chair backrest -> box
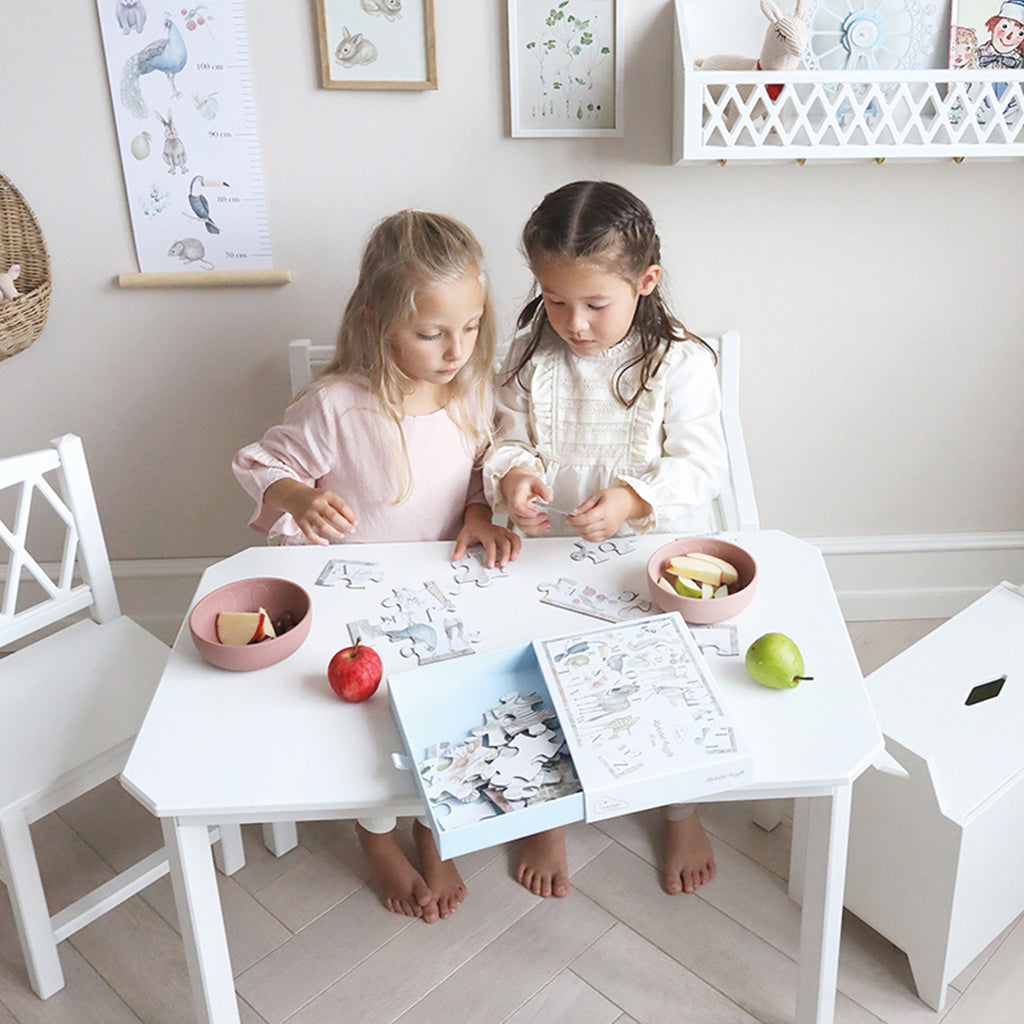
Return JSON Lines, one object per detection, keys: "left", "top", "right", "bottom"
{"left": 706, "top": 330, "right": 760, "bottom": 533}
{"left": 289, "top": 338, "right": 334, "bottom": 398}
{"left": 0, "top": 434, "right": 120, "bottom": 647}
{"left": 285, "top": 332, "right": 759, "bottom": 531}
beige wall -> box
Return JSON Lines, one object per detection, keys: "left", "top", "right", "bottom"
{"left": 2, "top": 3, "right": 1021, "bottom": 601}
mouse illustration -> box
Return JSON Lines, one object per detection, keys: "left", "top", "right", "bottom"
{"left": 168, "top": 237, "right": 214, "bottom": 269}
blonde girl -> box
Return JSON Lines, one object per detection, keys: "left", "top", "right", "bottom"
{"left": 484, "top": 180, "right": 727, "bottom": 899}
{"left": 234, "top": 210, "right": 520, "bottom": 922}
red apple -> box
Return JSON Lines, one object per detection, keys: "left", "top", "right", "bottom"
{"left": 327, "top": 639, "right": 383, "bottom": 702}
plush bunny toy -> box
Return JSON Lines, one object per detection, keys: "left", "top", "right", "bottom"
{"left": 696, "top": 0, "right": 811, "bottom": 122}
{"left": 0, "top": 264, "right": 20, "bottom": 305}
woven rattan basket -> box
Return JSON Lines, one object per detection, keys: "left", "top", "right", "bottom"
{"left": 0, "top": 172, "right": 51, "bottom": 361}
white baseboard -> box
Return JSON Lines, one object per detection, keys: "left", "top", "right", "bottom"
{"left": 107, "top": 532, "right": 1024, "bottom": 636}
{"left": 807, "top": 532, "right": 1024, "bottom": 621}
{"left": 111, "top": 558, "right": 216, "bottom": 646}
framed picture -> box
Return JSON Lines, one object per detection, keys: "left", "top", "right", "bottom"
{"left": 508, "top": 0, "right": 623, "bottom": 137}
{"left": 316, "top": 0, "right": 437, "bottom": 90}
{"left": 949, "top": 0, "right": 1024, "bottom": 69}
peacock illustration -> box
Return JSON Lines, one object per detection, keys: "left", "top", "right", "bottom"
{"left": 120, "top": 15, "right": 187, "bottom": 119}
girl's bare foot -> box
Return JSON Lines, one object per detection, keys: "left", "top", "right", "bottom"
{"left": 663, "top": 811, "right": 716, "bottom": 895}
{"left": 413, "top": 820, "right": 467, "bottom": 918}
{"left": 516, "top": 827, "right": 570, "bottom": 897}
{"left": 355, "top": 823, "right": 439, "bottom": 922}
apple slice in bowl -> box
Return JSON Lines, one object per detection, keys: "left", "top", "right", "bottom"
{"left": 190, "top": 578, "right": 311, "bottom": 670}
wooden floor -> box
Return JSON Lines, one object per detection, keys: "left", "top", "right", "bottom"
{"left": 4, "top": 618, "right": 1024, "bottom": 1024}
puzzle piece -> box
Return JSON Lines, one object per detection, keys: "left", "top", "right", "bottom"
{"left": 315, "top": 558, "right": 385, "bottom": 589}
{"left": 538, "top": 578, "right": 652, "bottom": 622}
{"left": 688, "top": 623, "right": 740, "bottom": 656}
{"left": 433, "top": 794, "right": 498, "bottom": 830}
{"left": 598, "top": 536, "right": 637, "bottom": 557}
{"left": 419, "top": 739, "right": 498, "bottom": 803}
{"left": 569, "top": 536, "right": 637, "bottom": 563}
{"left": 570, "top": 540, "right": 611, "bottom": 564}
{"left": 491, "top": 691, "right": 557, "bottom": 737}
{"left": 484, "top": 730, "right": 564, "bottom": 795}
{"left": 350, "top": 580, "right": 480, "bottom": 665}
{"left": 418, "top": 690, "right": 581, "bottom": 827}
{"left": 451, "top": 548, "right": 509, "bottom": 588}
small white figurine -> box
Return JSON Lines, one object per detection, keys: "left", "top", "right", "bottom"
{"left": 696, "top": 0, "right": 811, "bottom": 123}
{"left": 0, "top": 264, "right": 21, "bottom": 305}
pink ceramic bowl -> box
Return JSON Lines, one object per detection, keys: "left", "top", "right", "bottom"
{"left": 189, "top": 577, "right": 312, "bottom": 671}
{"left": 646, "top": 538, "right": 758, "bottom": 624}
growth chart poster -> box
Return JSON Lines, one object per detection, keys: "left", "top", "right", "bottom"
{"left": 95, "top": 1, "right": 275, "bottom": 274}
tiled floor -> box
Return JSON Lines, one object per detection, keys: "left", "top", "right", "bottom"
{"left": 4, "top": 618, "right": 1024, "bottom": 1024}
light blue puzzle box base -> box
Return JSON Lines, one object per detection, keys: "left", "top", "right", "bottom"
{"left": 388, "top": 643, "right": 586, "bottom": 861}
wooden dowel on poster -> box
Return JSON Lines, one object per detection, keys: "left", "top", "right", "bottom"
{"left": 117, "top": 269, "right": 293, "bottom": 289}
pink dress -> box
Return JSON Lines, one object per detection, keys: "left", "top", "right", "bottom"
{"left": 232, "top": 376, "right": 487, "bottom": 545}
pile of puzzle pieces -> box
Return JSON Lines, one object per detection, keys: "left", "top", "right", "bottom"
{"left": 417, "top": 691, "right": 581, "bottom": 831}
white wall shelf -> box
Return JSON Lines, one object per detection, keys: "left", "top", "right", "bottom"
{"left": 673, "top": 0, "right": 1024, "bottom": 163}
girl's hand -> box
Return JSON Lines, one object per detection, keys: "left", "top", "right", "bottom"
{"left": 568, "top": 486, "right": 651, "bottom": 543}
{"left": 500, "top": 467, "right": 553, "bottom": 536}
{"left": 453, "top": 503, "right": 522, "bottom": 567}
{"left": 264, "top": 479, "right": 358, "bottom": 546}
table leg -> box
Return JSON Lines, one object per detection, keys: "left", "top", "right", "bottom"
{"left": 162, "top": 818, "right": 240, "bottom": 1024}
{"left": 262, "top": 820, "right": 298, "bottom": 856}
{"left": 794, "top": 786, "right": 852, "bottom": 1024}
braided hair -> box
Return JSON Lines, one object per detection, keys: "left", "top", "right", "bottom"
{"left": 510, "top": 181, "right": 712, "bottom": 408}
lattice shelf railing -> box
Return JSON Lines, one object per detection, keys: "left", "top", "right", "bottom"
{"left": 679, "top": 68, "right": 1024, "bottom": 161}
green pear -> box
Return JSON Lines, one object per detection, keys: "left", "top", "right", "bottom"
{"left": 744, "top": 633, "right": 814, "bottom": 689}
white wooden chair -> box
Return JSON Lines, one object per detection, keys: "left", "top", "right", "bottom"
{"left": 288, "top": 332, "right": 761, "bottom": 533}
{"left": 0, "top": 434, "right": 243, "bottom": 998}
{"left": 704, "top": 329, "right": 759, "bottom": 532}
{"left": 288, "top": 337, "right": 333, "bottom": 398}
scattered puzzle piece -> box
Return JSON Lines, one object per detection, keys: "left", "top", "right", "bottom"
{"left": 688, "top": 623, "right": 740, "bottom": 656}
{"left": 569, "top": 536, "right": 637, "bottom": 563}
{"left": 316, "top": 558, "right": 385, "bottom": 589}
{"left": 538, "top": 578, "right": 652, "bottom": 622}
{"left": 349, "top": 580, "right": 480, "bottom": 665}
{"left": 451, "top": 548, "right": 509, "bottom": 588}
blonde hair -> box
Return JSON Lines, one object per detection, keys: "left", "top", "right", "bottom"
{"left": 323, "top": 209, "right": 497, "bottom": 501}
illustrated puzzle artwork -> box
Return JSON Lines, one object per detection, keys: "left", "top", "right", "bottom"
{"left": 535, "top": 614, "right": 752, "bottom": 818}
{"left": 537, "top": 578, "right": 652, "bottom": 622}
{"left": 417, "top": 690, "right": 581, "bottom": 831}
{"left": 348, "top": 580, "right": 479, "bottom": 665}
{"left": 316, "top": 558, "right": 385, "bottom": 589}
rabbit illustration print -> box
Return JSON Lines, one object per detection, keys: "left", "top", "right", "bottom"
{"left": 155, "top": 109, "right": 188, "bottom": 174}
{"left": 336, "top": 26, "right": 378, "bottom": 67}
{"left": 360, "top": 0, "right": 402, "bottom": 20}
{"left": 116, "top": 0, "right": 147, "bottom": 34}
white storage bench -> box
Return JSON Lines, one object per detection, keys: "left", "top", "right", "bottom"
{"left": 844, "top": 581, "right": 1024, "bottom": 1010}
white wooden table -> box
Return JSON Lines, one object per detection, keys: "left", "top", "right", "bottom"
{"left": 122, "top": 530, "right": 882, "bottom": 1024}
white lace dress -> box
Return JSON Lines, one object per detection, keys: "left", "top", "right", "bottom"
{"left": 483, "top": 325, "right": 727, "bottom": 536}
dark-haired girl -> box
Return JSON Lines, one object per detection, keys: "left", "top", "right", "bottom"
{"left": 484, "top": 181, "right": 727, "bottom": 899}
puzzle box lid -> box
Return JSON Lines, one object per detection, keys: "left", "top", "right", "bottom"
{"left": 532, "top": 612, "right": 754, "bottom": 821}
